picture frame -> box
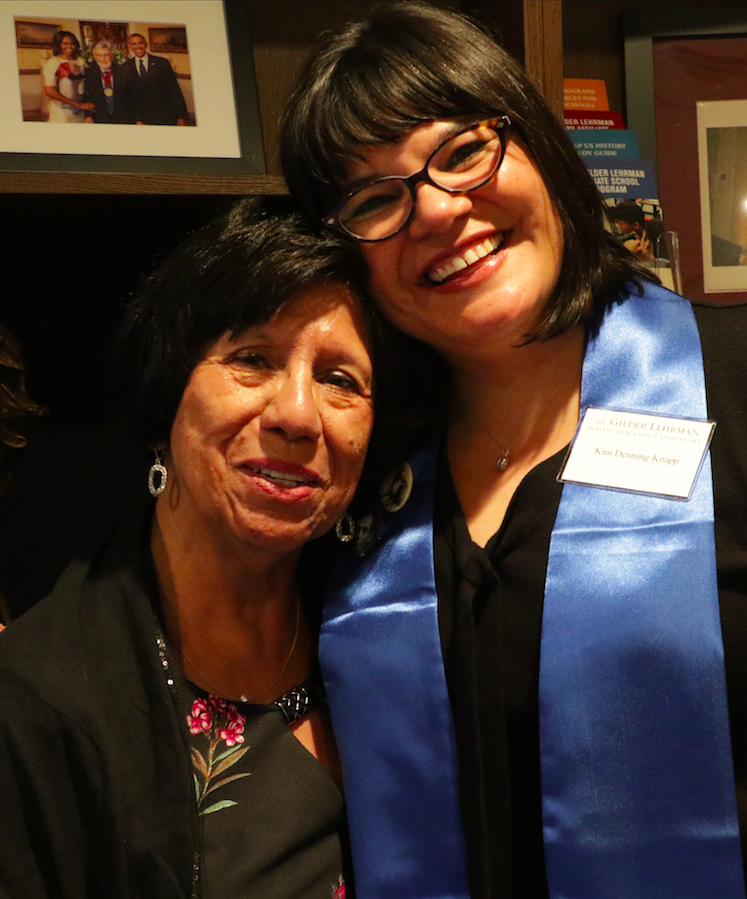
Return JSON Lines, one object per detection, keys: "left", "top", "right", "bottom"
{"left": 696, "top": 99, "right": 747, "bottom": 293}
{"left": 0, "top": 0, "right": 265, "bottom": 176}
{"left": 15, "top": 19, "right": 60, "bottom": 49}
{"left": 79, "top": 20, "right": 129, "bottom": 49}
{"left": 149, "top": 26, "right": 187, "bottom": 54}
{"left": 624, "top": 6, "right": 747, "bottom": 301}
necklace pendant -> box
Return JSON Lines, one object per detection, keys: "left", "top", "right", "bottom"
{"left": 496, "top": 450, "right": 509, "bottom": 471}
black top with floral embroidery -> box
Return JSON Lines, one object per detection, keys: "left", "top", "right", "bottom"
{"left": 183, "top": 684, "right": 348, "bottom": 899}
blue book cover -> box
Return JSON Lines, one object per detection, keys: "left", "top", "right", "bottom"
{"left": 584, "top": 159, "right": 657, "bottom": 198}
{"left": 570, "top": 129, "right": 640, "bottom": 159}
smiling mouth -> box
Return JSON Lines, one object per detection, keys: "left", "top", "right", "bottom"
{"left": 426, "top": 234, "right": 506, "bottom": 285}
{"left": 248, "top": 466, "right": 317, "bottom": 489}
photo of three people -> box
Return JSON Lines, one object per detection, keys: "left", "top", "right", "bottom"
{"left": 16, "top": 18, "right": 194, "bottom": 126}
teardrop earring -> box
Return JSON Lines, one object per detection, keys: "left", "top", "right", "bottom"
{"left": 147, "top": 450, "right": 168, "bottom": 497}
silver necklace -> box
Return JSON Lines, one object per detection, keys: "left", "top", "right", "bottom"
{"left": 174, "top": 596, "right": 302, "bottom": 703}
{"left": 472, "top": 380, "right": 566, "bottom": 471}
{"left": 473, "top": 415, "right": 519, "bottom": 470}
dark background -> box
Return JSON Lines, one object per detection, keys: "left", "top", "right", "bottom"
{"left": 0, "top": 194, "right": 239, "bottom": 618}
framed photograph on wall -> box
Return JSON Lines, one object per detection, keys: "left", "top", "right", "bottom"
{"left": 697, "top": 100, "right": 747, "bottom": 293}
{"left": 0, "top": 0, "right": 265, "bottom": 175}
{"left": 149, "top": 26, "right": 187, "bottom": 53}
{"left": 625, "top": 6, "right": 747, "bottom": 302}
{"left": 15, "top": 19, "right": 60, "bottom": 49}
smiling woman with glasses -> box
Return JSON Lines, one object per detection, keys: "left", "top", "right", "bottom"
{"left": 281, "top": 4, "right": 747, "bottom": 899}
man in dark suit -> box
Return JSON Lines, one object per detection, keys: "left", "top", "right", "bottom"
{"left": 122, "top": 33, "right": 188, "bottom": 126}
{"left": 82, "top": 41, "right": 134, "bottom": 124}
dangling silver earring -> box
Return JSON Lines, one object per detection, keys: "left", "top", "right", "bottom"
{"left": 148, "top": 450, "right": 168, "bottom": 497}
{"left": 335, "top": 511, "right": 355, "bottom": 543}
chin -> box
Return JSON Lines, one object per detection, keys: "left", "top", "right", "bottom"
{"left": 231, "top": 515, "right": 329, "bottom": 556}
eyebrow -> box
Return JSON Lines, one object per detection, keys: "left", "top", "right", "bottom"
{"left": 340, "top": 120, "right": 471, "bottom": 195}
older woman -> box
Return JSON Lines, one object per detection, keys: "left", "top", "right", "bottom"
{"left": 42, "top": 31, "right": 94, "bottom": 123}
{"left": 280, "top": 4, "right": 747, "bottom": 899}
{"left": 0, "top": 197, "right": 414, "bottom": 898}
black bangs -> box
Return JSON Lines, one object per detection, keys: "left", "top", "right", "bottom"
{"left": 280, "top": 4, "right": 506, "bottom": 217}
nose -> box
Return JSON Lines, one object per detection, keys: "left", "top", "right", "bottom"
{"left": 407, "top": 182, "right": 473, "bottom": 240}
{"left": 260, "top": 371, "right": 322, "bottom": 441}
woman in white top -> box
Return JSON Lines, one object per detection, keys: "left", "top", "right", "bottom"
{"left": 42, "top": 31, "right": 94, "bottom": 123}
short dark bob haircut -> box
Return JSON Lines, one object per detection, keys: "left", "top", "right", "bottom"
{"left": 116, "top": 196, "right": 429, "bottom": 497}
{"left": 52, "top": 30, "right": 81, "bottom": 58}
{"left": 280, "top": 1, "right": 658, "bottom": 341}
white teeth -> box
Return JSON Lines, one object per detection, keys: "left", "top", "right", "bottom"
{"left": 429, "top": 235, "right": 502, "bottom": 284}
{"left": 256, "top": 467, "right": 306, "bottom": 487}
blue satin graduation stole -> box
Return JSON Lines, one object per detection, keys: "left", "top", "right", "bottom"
{"left": 320, "top": 439, "right": 470, "bottom": 899}
{"left": 321, "top": 285, "right": 744, "bottom": 899}
{"left": 541, "top": 287, "right": 744, "bottom": 898}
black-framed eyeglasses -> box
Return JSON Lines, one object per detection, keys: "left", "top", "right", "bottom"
{"left": 323, "top": 115, "right": 512, "bottom": 243}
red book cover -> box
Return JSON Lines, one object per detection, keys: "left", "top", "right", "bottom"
{"left": 564, "top": 110, "right": 626, "bottom": 130}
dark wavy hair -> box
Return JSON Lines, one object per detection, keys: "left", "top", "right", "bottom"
{"left": 115, "top": 195, "right": 432, "bottom": 505}
{"left": 280, "top": 1, "right": 658, "bottom": 341}
{"left": 52, "top": 30, "right": 81, "bottom": 58}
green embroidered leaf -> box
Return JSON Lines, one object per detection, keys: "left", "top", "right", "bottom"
{"left": 202, "top": 771, "right": 252, "bottom": 799}
{"left": 193, "top": 773, "right": 201, "bottom": 802}
{"left": 200, "top": 799, "right": 237, "bottom": 815}
{"left": 213, "top": 744, "right": 248, "bottom": 765}
{"left": 190, "top": 746, "right": 209, "bottom": 780}
{"left": 211, "top": 746, "right": 250, "bottom": 779}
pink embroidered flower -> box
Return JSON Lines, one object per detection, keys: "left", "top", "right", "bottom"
{"left": 332, "top": 877, "right": 346, "bottom": 899}
{"left": 208, "top": 695, "right": 229, "bottom": 716}
{"left": 186, "top": 697, "right": 212, "bottom": 734}
{"left": 219, "top": 717, "right": 246, "bottom": 747}
{"left": 224, "top": 703, "right": 243, "bottom": 724}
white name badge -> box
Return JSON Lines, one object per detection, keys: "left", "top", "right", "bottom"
{"left": 558, "top": 407, "right": 716, "bottom": 500}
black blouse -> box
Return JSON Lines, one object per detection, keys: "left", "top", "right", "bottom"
{"left": 435, "top": 301, "right": 747, "bottom": 899}
{"left": 179, "top": 680, "right": 350, "bottom": 899}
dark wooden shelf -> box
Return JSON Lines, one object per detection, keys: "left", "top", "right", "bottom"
{"left": 0, "top": 171, "right": 286, "bottom": 194}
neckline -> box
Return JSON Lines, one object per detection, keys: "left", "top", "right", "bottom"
{"left": 441, "top": 437, "right": 569, "bottom": 555}
{"left": 184, "top": 673, "right": 323, "bottom": 726}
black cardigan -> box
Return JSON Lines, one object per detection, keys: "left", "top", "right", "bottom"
{"left": 0, "top": 511, "right": 196, "bottom": 898}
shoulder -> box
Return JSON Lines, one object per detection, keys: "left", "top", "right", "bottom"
{"left": 149, "top": 54, "right": 173, "bottom": 70}
{"left": 114, "top": 60, "right": 133, "bottom": 83}
{"left": 0, "top": 509, "right": 155, "bottom": 711}
{"left": 42, "top": 56, "right": 59, "bottom": 79}
{"left": 0, "top": 554, "right": 101, "bottom": 712}
{"left": 616, "top": 285, "right": 747, "bottom": 372}
{"left": 691, "top": 300, "right": 747, "bottom": 412}
{"left": 692, "top": 299, "right": 747, "bottom": 349}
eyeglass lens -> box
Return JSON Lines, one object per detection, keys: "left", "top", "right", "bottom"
{"left": 338, "top": 121, "right": 504, "bottom": 240}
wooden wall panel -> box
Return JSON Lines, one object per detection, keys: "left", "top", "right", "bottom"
{"left": 523, "top": 0, "right": 563, "bottom": 117}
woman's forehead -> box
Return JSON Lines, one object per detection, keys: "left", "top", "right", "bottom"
{"left": 343, "top": 119, "right": 468, "bottom": 185}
